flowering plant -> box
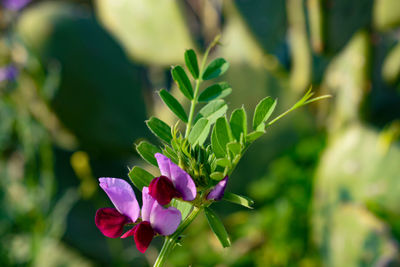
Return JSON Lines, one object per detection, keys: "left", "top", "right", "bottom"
{"left": 95, "top": 36, "right": 329, "bottom": 266}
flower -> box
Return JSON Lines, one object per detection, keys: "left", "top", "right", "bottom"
{"left": 1, "top": 0, "right": 31, "bottom": 11}
{"left": 0, "top": 65, "right": 18, "bottom": 82}
{"left": 149, "top": 153, "right": 196, "bottom": 205}
{"left": 207, "top": 176, "right": 228, "bottom": 201}
{"left": 95, "top": 178, "right": 181, "bottom": 253}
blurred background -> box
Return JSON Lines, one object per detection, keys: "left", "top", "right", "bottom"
{"left": 1, "top": 0, "right": 400, "bottom": 266}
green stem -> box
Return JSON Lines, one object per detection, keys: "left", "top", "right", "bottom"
{"left": 153, "top": 206, "right": 201, "bottom": 267}
{"left": 184, "top": 35, "right": 221, "bottom": 137}
{"left": 185, "top": 79, "right": 201, "bottom": 137}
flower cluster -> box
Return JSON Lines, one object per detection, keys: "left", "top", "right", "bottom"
{"left": 93, "top": 42, "right": 329, "bottom": 265}
{"left": 95, "top": 153, "right": 227, "bottom": 253}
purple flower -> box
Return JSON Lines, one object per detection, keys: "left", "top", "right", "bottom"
{"left": 148, "top": 153, "right": 196, "bottom": 205}
{"left": 2, "top": 0, "right": 31, "bottom": 11}
{"left": 0, "top": 65, "right": 18, "bottom": 82}
{"left": 207, "top": 176, "right": 228, "bottom": 201}
{"left": 95, "top": 178, "right": 181, "bottom": 253}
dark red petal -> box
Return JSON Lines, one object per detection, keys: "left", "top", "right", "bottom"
{"left": 134, "top": 221, "right": 155, "bottom": 253}
{"left": 121, "top": 226, "right": 136, "bottom": 238}
{"left": 95, "top": 207, "right": 129, "bottom": 238}
{"left": 148, "top": 176, "right": 182, "bottom": 205}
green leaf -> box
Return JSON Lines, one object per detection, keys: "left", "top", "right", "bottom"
{"left": 227, "top": 141, "right": 241, "bottom": 156}
{"left": 146, "top": 117, "right": 172, "bottom": 143}
{"left": 136, "top": 141, "right": 161, "bottom": 166}
{"left": 230, "top": 107, "right": 247, "bottom": 142}
{"left": 253, "top": 96, "right": 277, "bottom": 130}
{"left": 246, "top": 131, "right": 264, "bottom": 143}
{"left": 215, "top": 117, "right": 233, "bottom": 154}
{"left": 159, "top": 89, "right": 188, "bottom": 123}
{"left": 162, "top": 145, "right": 179, "bottom": 163}
{"left": 198, "top": 82, "right": 232, "bottom": 102}
{"left": 202, "top": 58, "right": 230, "bottom": 80}
{"left": 222, "top": 192, "right": 254, "bottom": 209}
{"left": 211, "top": 125, "right": 225, "bottom": 158}
{"left": 195, "top": 99, "right": 228, "bottom": 124}
{"left": 210, "top": 171, "right": 225, "bottom": 181}
{"left": 171, "top": 199, "right": 193, "bottom": 219}
{"left": 128, "top": 166, "right": 154, "bottom": 190}
{"left": 267, "top": 88, "right": 331, "bottom": 126}
{"left": 171, "top": 66, "right": 193, "bottom": 100}
{"left": 216, "top": 158, "right": 230, "bottom": 167}
{"left": 188, "top": 118, "right": 211, "bottom": 146}
{"left": 184, "top": 49, "right": 199, "bottom": 79}
{"left": 204, "top": 207, "right": 231, "bottom": 248}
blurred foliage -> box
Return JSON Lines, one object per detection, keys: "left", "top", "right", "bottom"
{"left": 16, "top": 2, "right": 148, "bottom": 157}
{"left": 1, "top": 0, "right": 400, "bottom": 266}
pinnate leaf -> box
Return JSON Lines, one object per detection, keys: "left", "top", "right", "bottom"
{"left": 184, "top": 49, "right": 199, "bottom": 79}
{"left": 171, "top": 66, "right": 193, "bottom": 100}
{"left": 136, "top": 141, "right": 161, "bottom": 166}
{"left": 202, "top": 58, "right": 229, "bottom": 80}
{"left": 128, "top": 166, "right": 154, "bottom": 190}
{"left": 188, "top": 118, "right": 211, "bottom": 146}
{"left": 198, "top": 82, "right": 232, "bottom": 102}
{"left": 159, "top": 89, "right": 188, "bottom": 123}
{"left": 195, "top": 99, "right": 228, "bottom": 124}
{"left": 253, "top": 96, "right": 277, "bottom": 131}
{"left": 230, "top": 107, "right": 247, "bottom": 142}
{"left": 223, "top": 192, "right": 254, "bottom": 209}
{"left": 211, "top": 125, "right": 225, "bottom": 158}
{"left": 204, "top": 207, "right": 231, "bottom": 247}
{"left": 146, "top": 117, "right": 172, "bottom": 143}
{"left": 215, "top": 117, "right": 233, "bottom": 154}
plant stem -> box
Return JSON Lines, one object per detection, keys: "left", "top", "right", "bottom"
{"left": 153, "top": 206, "right": 201, "bottom": 267}
{"left": 184, "top": 35, "right": 221, "bottom": 137}
{"left": 185, "top": 79, "right": 201, "bottom": 137}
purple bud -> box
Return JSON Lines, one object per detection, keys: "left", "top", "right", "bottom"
{"left": 207, "top": 176, "right": 228, "bottom": 201}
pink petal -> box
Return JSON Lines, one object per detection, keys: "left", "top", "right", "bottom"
{"left": 169, "top": 162, "right": 197, "bottom": 201}
{"left": 148, "top": 176, "right": 182, "bottom": 205}
{"left": 150, "top": 201, "right": 181, "bottom": 236}
{"left": 95, "top": 207, "right": 129, "bottom": 238}
{"left": 154, "top": 153, "right": 196, "bottom": 201}
{"left": 133, "top": 221, "right": 155, "bottom": 253}
{"left": 207, "top": 176, "right": 228, "bottom": 201}
{"left": 99, "top": 178, "right": 140, "bottom": 222}
{"left": 155, "top": 153, "right": 171, "bottom": 177}
{"left": 141, "top": 187, "right": 155, "bottom": 222}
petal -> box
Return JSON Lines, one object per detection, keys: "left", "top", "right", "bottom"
{"left": 99, "top": 178, "right": 140, "bottom": 222}
{"left": 150, "top": 201, "right": 181, "bottom": 236}
{"left": 133, "top": 221, "right": 155, "bottom": 253}
{"left": 155, "top": 153, "right": 196, "bottom": 201}
{"left": 169, "top": 162, "right": 197, "bottom": 201}
{"left": 121, "top": 226, "right": 136, "bottom": 239}
{"left": 141, "top": 187, "right": 155, "bottom": 222}
{"left": 207, "top": 176, "right": 228, "bottom": 201}
{"left": 95, "top": 207, "right": 129, "bottom": 238}
{"left": 148, "top": 176, "right": 182, "bottom": 205}
{"left": 155, "top": 153, "right": 171, "bottom": 178}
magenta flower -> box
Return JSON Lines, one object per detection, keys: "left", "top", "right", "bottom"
{"left": 149, "top": 153, "right": 196, "bottom": 205}
{"left": 95, "top": 178, "right": 181, "bottom": 253}
{"left": 207, "top": 176, "right": 228, "bottom": 201}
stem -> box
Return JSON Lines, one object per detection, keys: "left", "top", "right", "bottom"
{"left": 153, "top": 206, "right": 201, "bottom": 267}
{"left": 185, "top": 79, "right": 201, "bottom": 137}
{"left": 184, "top": 35, "right": 221, "bottom": 137}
